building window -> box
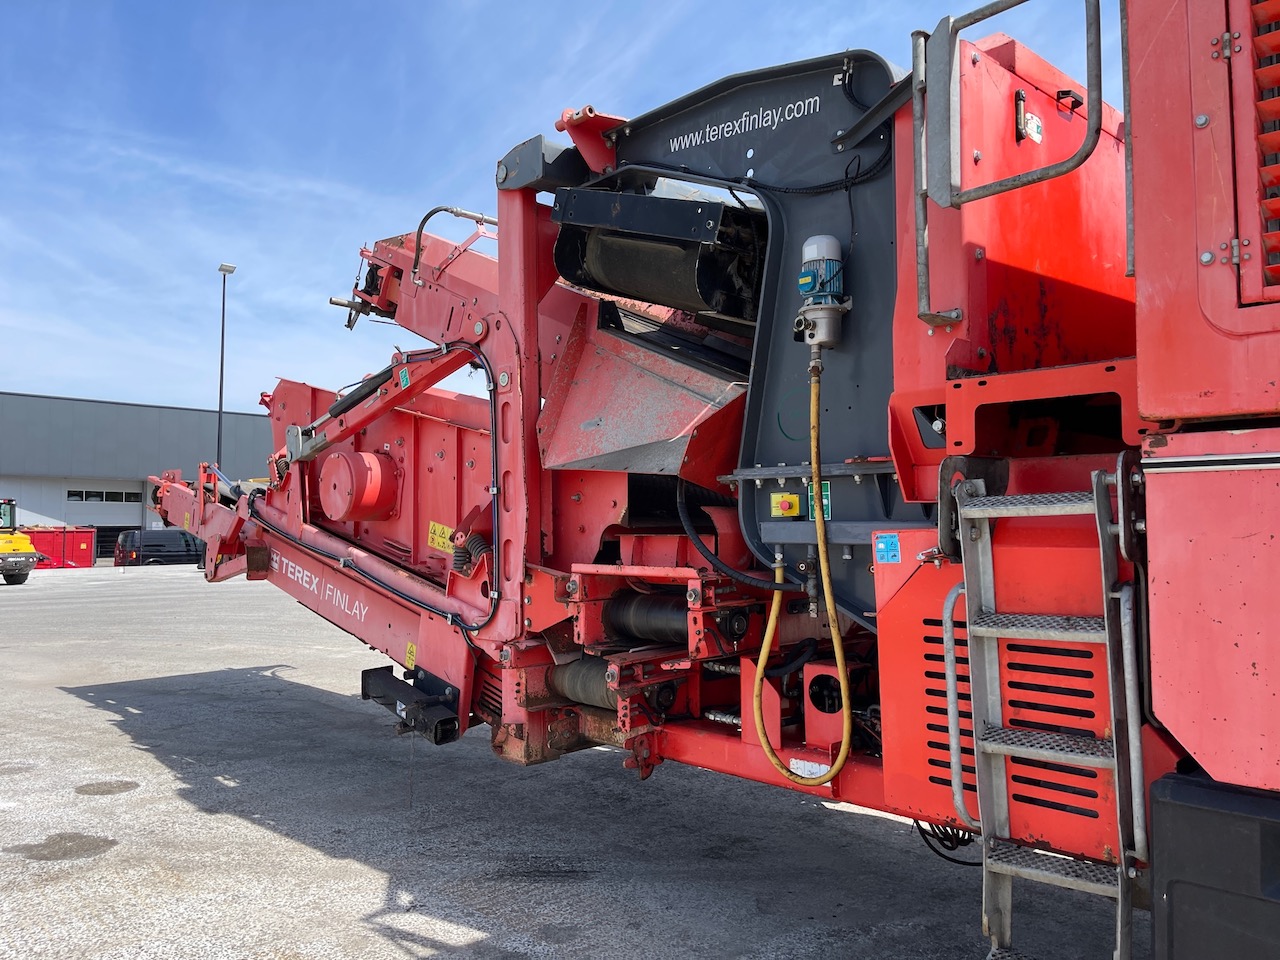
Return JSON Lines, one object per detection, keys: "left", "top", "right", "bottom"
{"left": 67, "top": 490, "right": 84, "bottom": 501}
{"left": 124, "top": 492, "right": 141, "bottom": 503}
{"left": 105, "top": 491, "right": 124, "bottom": 502}
{"left": 84, "top": 491, "right": 104, "bottom": 502}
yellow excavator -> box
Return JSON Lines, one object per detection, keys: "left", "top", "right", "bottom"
{"left": 0, "top": 498, "right": 40, "bottom": 585}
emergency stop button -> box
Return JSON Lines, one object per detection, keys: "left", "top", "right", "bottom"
{"left": 770, "top": 492, "right": 800, "bottom": 517}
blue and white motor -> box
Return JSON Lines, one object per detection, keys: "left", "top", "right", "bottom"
{"left": 794, "top": 234, "right": 850, "bottom": 349}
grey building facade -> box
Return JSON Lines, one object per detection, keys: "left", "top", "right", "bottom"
{"left": 0, "top": 392, "right": 272, "bottom": 555}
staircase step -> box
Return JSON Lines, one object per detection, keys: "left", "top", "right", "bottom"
{"left": 978, "top": 725, "right": 1116, "bottom": 768}
{"left": 986, "top": 839, "right": 1120, "bottom": 898}
{"left": 960, "top": 491, "right": 1094, "bottom": 518}
{"left": 968, "top": 612, "right": 1107, "bottom": 643}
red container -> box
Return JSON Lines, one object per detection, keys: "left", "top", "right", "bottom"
{"left": 22, "top": 527, "right": 97, "bottom": 569}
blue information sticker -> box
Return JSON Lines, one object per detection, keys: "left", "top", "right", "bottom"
{"left": 873, "top": 533, "right": 901, "bottom": 564}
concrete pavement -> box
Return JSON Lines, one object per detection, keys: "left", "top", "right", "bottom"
{"left": 0, "top": 566, "right": 1148, "bottom": 959}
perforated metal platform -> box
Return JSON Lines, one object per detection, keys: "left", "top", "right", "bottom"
{"left": 960, "top": 491, "right": 1094, "bottom": 518}
{"left": 967, "top": 612, "right": 1107, "bottom": 642}
{"left": 978, "top": 724, "right": 1115, "bottom": 766}
{"left": 986, "top": 840, "right": 1120, "bottom": 897}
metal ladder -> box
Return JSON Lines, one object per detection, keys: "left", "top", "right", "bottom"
{"left": 943, "top": 466, "right": 1148, "bottom": 960}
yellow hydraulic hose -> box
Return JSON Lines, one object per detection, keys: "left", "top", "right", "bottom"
{"left": 752, "top": 358, "right": 853, "bottom": 787}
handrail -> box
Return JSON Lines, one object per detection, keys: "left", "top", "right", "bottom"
{"left": 1119, "top": 583, "right": 1148, "bottom": 862}
{"left": 913, "top": 0, "right": 1106, "bottom": 325}
{"left": 942, "top": 581, "right": 981, "bottom": 832}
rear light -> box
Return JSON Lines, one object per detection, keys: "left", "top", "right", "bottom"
{"left": 130, "top": 550, "right": 137, "bottom": 560}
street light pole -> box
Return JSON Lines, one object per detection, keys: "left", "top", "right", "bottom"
{"left": 217, "top": 263, "right": 236, "bottom": 468}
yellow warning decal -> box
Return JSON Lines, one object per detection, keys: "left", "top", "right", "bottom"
{"left": 183, "top": 511, "right": 191, "bottom": 530}
{"left": 405, "top": 642, "right": 417, "bottom": 671}
{"left": 428, "top": 521, "right": 454, "bottom": 552}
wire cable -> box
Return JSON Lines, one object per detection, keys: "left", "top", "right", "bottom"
{"left": 914, "top": 820, "right": 981, "bottom": 867}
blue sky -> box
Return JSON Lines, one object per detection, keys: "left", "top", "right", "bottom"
{"left": 0, "top": 1, "right": 1121, "bottom": 413}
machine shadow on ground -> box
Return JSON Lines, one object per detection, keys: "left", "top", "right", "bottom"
{"left": 60, "top": 665, "right": 1140, "bottom": 960}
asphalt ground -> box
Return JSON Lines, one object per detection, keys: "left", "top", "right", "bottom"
{"left": 0, "top": 567, "right": 1149, "bottom": 960}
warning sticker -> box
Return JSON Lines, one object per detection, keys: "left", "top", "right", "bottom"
{"left": 874, "top": 533, "right": 902, "bottom": 564}
{"left": 183, "top": 511, "right": 191, "bottom": 531}
{"left": 405, "top": 642, "right": 417, "bottom": 671}
{"left": 428, "top": 521, "right": 454, "bottom": 552}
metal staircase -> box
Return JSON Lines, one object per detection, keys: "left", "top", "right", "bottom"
{"left": 942, "top": 465, "right": 1148, "bottom": 960}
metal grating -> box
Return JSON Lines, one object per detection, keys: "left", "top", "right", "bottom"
{"left": 960, "top": 491, "right": 1093, "bottom": 518}
{"left": 968, "top": 612, "right": 1106, "bottom": 643}
{"left": 980, "top": 723, "right": 1115, "bottom": 764}
{"left": 986, "top": 840, "right": 1119, "bottom": 896}
{"left": 1254, "top": 0, "right": 1280, "bottom": 284}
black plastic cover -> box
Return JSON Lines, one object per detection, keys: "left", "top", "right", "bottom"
{"left": 1150, "top": 774, "right": 1280, "bottom": 960}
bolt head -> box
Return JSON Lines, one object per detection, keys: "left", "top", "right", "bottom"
{"left": 1200, "top": 251, "right": 1215, "bottom": 265}
{"left": 498, "top": 371, "right": 510, "bottom": 387}
{"left": 523, "top": 618, "right": 532, "bottom": 628}
{"left": 474, "top": 321, "right": 484, "bottom": 335}
{"left": 1195, "top": 114, "right": 1210, "bottom": 128}
{"left": 495, "top": 162, "right": 508, "bottom": 183}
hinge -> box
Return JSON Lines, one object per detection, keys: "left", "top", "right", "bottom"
{"left": 1220, "top": 31, "right": 1233, "bottom": 61}
{"left": 1232, "top": 238, "right": 1241, "bottom": 265}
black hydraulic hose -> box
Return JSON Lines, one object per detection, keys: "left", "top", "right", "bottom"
{"left": 676, "top": 477, "right": 804, "bottom": 593}
{"left": 409, "top": 206, "right": 498, "bottom": 281}
{"left": 763, "top": 635, "right": 818, "bottom": 678}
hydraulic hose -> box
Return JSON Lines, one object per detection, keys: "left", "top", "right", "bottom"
{"left": 676, "top": 477, "right": 804, "bottom": 593}
{"left": 751, "top": 354, "right": 853, "bottom": 787}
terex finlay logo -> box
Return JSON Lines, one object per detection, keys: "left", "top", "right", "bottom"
{"left": 269, "top": 549, "right": 368, "bottom": 622}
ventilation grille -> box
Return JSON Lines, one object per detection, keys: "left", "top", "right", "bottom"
{"left": 921, "top": 617, "right": 975, "bottom": 797}
{"left": 1003, "top": 641, "right": 1104, "bottom": 820}
{"left": 920, "top": 620, "right": 1109, "bottom": 824}
{"left": 476, "top": 669, "right": 503, "bottom": 722}
{"left": 1253, "top": 0, "right": 1280, "bottom": 283}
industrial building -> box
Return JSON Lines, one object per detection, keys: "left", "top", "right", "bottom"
{"left": 0, "top": 391, "right": 272, "bottom": 558}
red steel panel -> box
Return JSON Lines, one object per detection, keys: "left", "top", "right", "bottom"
{"left": 890, "top": 36, "right": 1134, "bottom": 503}
{"left": 1145, "top": 427, "right": 1280, "bottom": 791}
{"left": 1131, "top": 0, "right": 1280, "bottom": 418}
